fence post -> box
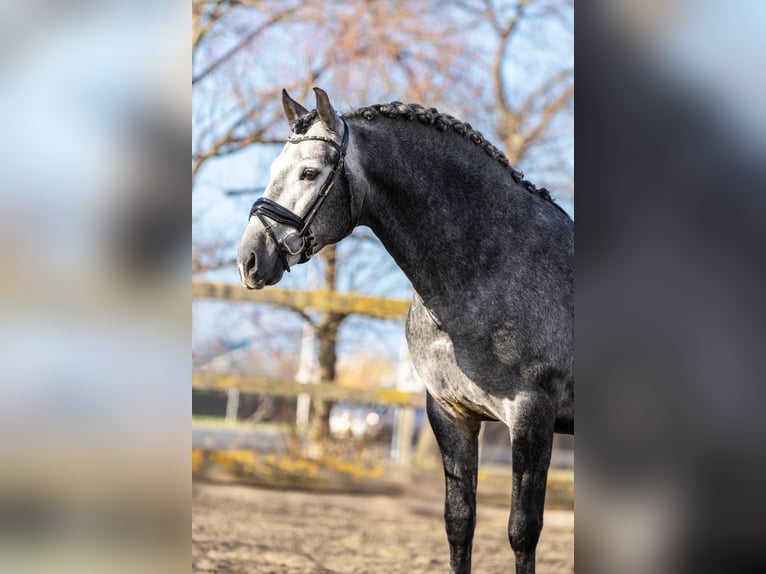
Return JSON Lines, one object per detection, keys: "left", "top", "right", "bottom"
{"left": 392, "top": 406, "right": 416, "bottom": 465}
{"left": 295, "top": 319, "right": 318, "bottom": 431}
{"left": 225, "top": 386, "right": 240, "bottom": 422}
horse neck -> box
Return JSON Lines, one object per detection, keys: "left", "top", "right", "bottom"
{"left": 349, "top": 118, "right": 552, "bottom": 311}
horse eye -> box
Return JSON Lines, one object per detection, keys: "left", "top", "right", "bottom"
{"left": 301, "top": 168, "right": 318, "bottom": 181}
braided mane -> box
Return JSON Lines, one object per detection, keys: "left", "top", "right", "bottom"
{"left": 291, "top": 101, "right": 565, "bottom": 214}
{"left": 292, "top": 109, "right": 318, "bottom": 133}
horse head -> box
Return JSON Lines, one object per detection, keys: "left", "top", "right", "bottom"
{"left": 237, "top": 88, "right": 355, "bottom": 289}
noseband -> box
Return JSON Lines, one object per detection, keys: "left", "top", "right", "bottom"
{"left": 248, "top": 117, "right": 349, "bottom": 272}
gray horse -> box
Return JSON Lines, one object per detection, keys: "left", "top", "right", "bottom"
{"left": 237, "top": 88, "right": 574, "bottom": 574}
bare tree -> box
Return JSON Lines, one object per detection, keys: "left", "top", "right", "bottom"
{"left": 194, "top": 0, "right": 573, "bottom": 185}
{"left": 444, "top": 0, "right": 574, "bottom": 193}
{"left": 192, "top": 0, "right": 481, "bottom": 184}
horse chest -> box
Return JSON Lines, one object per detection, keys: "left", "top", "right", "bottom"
{"left": 407, "top": 306, "right": 507, "bottom": 421}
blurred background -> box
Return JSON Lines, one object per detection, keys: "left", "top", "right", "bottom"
{"left": 577, "top": 1, "right": 766, "bottom": 574}
{"left": 191, "top": 1, "right": 574, "bottom": 572}
{"left": 0, "top": 1, "right": 188, "bottom": 573}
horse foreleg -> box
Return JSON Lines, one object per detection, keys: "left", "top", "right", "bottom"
{"left": 426, "top": 392, "right": 481, "bottom": 574}
{"left": 508, "top": 393, "right": 555, "bottom": 574}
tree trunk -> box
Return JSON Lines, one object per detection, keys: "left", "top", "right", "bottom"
{"left": 307, "top": 244, "right": 346, "bottom": 455}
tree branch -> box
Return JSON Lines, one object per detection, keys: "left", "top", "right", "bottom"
{"left": 490, "top": 0, "right": 531, "bottom": 118}
{"left": 193, "top": 7, "right": 295, "bottom": 85}
{"left": 517, "top": 67, "right": 573, "bottom": 120}
{"left": 519, "top": 82, "right": 573, "bottom": 154}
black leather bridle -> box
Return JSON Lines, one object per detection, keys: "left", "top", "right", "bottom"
{"left": 249, "top": 118, "right": 349, "bottom": 272}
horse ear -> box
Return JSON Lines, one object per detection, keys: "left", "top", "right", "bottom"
{"left": 313, "top": 87, "right": 340, "bottom": 134}
{"left": 282, "top": 89, "right": 309, "bottom": 130}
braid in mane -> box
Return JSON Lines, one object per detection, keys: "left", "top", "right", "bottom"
{"left": 345, "top": 102, "right": 562, "bottom": 210}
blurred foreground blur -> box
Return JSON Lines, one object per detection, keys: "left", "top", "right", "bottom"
{"left": 0, "top": 2, "right": 188, "bottom": 573}
{"left": 577, "top": 2, "right": 766, "bottom": 573}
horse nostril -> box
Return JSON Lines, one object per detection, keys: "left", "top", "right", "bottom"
{"left": 245, "top": 251, "right": 256, "bottom": 275}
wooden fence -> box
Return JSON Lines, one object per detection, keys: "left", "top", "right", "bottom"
{"left": 193, "top": 370, "right": 423, "bottom": 464}
{"left": 193, "top": 280, "right": 422, "bottom": 461}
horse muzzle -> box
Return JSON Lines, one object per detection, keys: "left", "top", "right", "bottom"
{"left": 237, "top": 244, "right": 284, "bottom": 290}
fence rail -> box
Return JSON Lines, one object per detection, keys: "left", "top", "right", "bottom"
{"left": 193, "top": 370, "right": 425, "bottom": 408}
{"left": 192, "top": 280, "right": 411, "bottom": 320}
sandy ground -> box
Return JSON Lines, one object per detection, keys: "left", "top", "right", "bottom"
{"left": 192, "top": 477, "right": 573, "bottom": 573}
